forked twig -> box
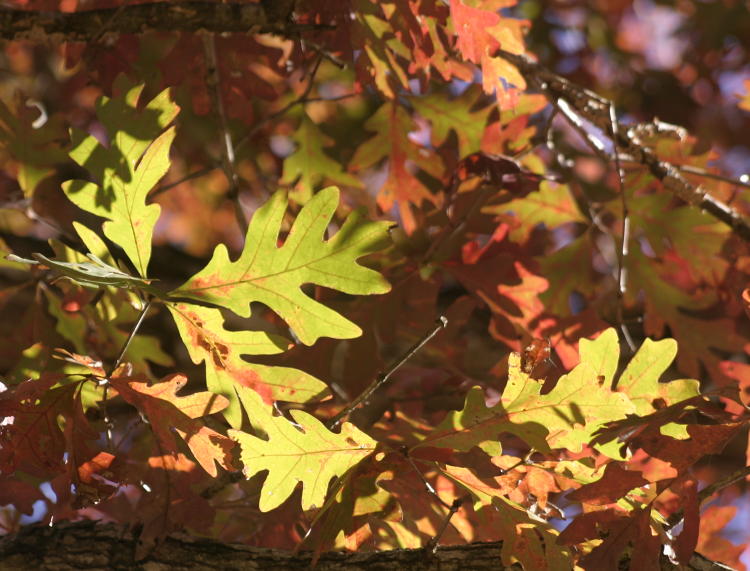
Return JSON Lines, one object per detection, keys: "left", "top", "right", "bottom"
{"left": 425, "top": 497, "right": 466, "bottom": 554}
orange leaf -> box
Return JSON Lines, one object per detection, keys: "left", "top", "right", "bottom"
{"left": 110, "top": 374, "right": 234, "bottom": 477}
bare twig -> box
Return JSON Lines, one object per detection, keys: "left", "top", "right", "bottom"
{"left": 327, "top": 316, "right": 448, "bottom": 429}
{"left": 607, "top": 102, "right": 636, "bottom": 354}
{"left": 698, "top": 465, "right": 750, "bottom": 504}
{"left": 202, "top": 34, "right": 248, "bottom": 234}
{"left": 151, "top": 165, "right": 219, "bottom": 198}
{"left": 425, "top": 497, "right": 466, "bottom": 554}
{"left": 677, "top": 164, "right": 750, "bottom": 190}
{"left": 405, "top": 454, "right": 452, "bottom": 509}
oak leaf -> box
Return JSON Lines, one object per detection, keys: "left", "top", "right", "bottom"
{"left": 410, "top": 85, "right": 493, "bottom": 158}
{"left": 62, "top": 80, "right": 179, "bottom": 277}
{"left": 349, "top": 102, "right": 443, "bottom": 234}
{"left": 449, "top": 0, "right": 527, "bottom": 108}
{"left": 109, "top": 373, "right": 234, "bottom": 477}
{"left": 228, "top": 385, "right": 377, "bottom": 512}
{"left": 167, "top": 302, "right": 330, "bottom": 427}
{"left": 580, "top": 328, "right": 700, "bottom": 416}
{"left": 413, "top": 350, "right": 633, "bottom": 456}
{"left": 170, "top": 187, "right": 391, "bottom": 346}
{"left": 280, "top": 114, "right": 363, "bottom": 204}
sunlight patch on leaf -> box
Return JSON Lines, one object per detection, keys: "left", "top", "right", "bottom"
{"left": 171, "top": 186, "right": 391, "bottom": 345}
{"left": 168, "top": 302, "right": 330, "bottom": 428}
{"left": 62, "top": 81, "right": 179, "bottom": 277}
{"left": 229, "top": 385, "right": 377, "bottom": 512}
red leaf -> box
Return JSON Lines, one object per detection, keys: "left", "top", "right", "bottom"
{"left": 567, "top": 463, "right": 649, "bottom": 506}
{"left": 671, "top": 477, "right": 700, "bottom": 565}
{"left": 109, "top": 374, "right": 235, "bottom": 477}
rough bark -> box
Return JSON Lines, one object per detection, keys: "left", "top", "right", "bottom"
{"left": 0, "top": 520, "right": 735, "bottom": 571}
{"left": 0, "top": 1, "right": 302, "bottom": 42}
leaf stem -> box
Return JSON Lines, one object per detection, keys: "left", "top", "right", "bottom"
{"left": 327, "top": 316, "right": 448, "bottom": 429}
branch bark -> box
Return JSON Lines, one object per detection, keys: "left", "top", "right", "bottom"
{"left": 498, "top": 49, "right": 750, "bottom": 243}
{"left": 0, "top": 520, "right": 735, "bottom": 571}
{"left": 0, "top": 1, "right": 303, "bottom": 42}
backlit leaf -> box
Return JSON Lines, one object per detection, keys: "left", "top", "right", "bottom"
{"left": 413, "top": 350, "right": 633, "bottom": 455}
{"left": 62, "top": 82, "right": 179, "bottom": 277}
{"left": 109, "top": 373, "right": 234, "bottom": 477}
{"left": 280, "top": 114, "right": 362, "bottom": 204}
{"left": 167, "top": 302, "right": 330, "bottom": 428}
{"left": 170, "top": 186, "right": 391, "bottom": 345}
{"left": 228, "top": 385, "right": 377, "bottom": 512}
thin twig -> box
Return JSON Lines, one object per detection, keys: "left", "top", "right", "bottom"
{"left": 608, "top": 102, "right": 636, "bottom": 354}
{"left": 403, "top": 453, "right": 467, "bottom": 552}
{"left": 405, "top": 454, "right": 452, "bottom": 509}
{"left": 100, "top": 299, "right": 152, "bottom": 450}
{"left": 698, "top": 465, "right": 750, "bottom": 504}
{"left": 425, "top": 497, "right": 466, "bottom": 554}
{"left": 301, "top": 38, "right": 347, "bottom": 69}
{"left": 327, "top": 316, "right": 448, "bottom": 429}
{"left": 202, "top": 34, "right": 248, "bottom": 234}
{"left": 151, "top": 165, "right": 219, "bottom": 198}
{"left": 677, "top": 164, "right": 750, "bottom": 190}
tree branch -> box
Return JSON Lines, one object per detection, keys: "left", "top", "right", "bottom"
{"left": 0, "top": 520, "right": 735, "bottom": 570}
{"left": 0, "top": 2, "right": 319, "bottom": 42}
{"left": 499, "top": 49, "right": 750, "bottom": 243}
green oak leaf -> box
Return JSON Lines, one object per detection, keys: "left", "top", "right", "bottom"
{"left": 413, "top": 339, "right": 636, "bottom": 455}
{"left": 170, "top": 186, "right": 391, "bottom": 345}
{"left": 484, "top": 181, "right": 584, "bottom": 241}
{"left": 167, "top": 302, "right": 330, "bottom": 427}
{"left": 410, "top": 85, "right": 493, "bottom": 157}
{"left": 280, "top": 114, "right": 362, "bottom": 204}
{"left": 585, "top": 328, "right": 700, "bottom": 415}
{"left": 62, "top": 81, "right": 179, "bottom": 277}
{"left": 228, "top": 385, "right": 377, "bottom": 512}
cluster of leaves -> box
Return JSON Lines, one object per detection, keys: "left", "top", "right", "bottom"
{"left": 1, "top": 0, "right": 750, "bottom": 569}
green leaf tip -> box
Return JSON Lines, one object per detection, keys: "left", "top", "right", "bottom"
{"left": 62, "top": 84, "right": 179, "bottom": 278}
